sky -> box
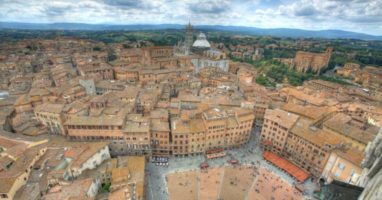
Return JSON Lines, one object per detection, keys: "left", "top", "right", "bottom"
{"left": 0, "top": 0, "right": 381, "bottom": 35}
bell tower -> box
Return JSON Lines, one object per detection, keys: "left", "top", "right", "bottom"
{"left": 185, "top": 22, "right": 193, "bottom": 52}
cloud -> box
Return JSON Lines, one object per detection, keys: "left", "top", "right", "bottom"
{"left": 102, "top": 0, "right": 150, "bottom": 9}
{"left": 0, "top": 0, "right": 381, "bottom": 35}
{"left": 294, "top": 5, "right": 317, "bottom": 16}
{"left": 188, "top": 0, "right": 230, "bottom": 14}
{"left": 44, "top": 2, "right": 75, "bottom": 16}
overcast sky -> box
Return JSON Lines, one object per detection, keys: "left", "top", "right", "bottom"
{"left": 0, "top": 0, "right": 381, "bottom": 35}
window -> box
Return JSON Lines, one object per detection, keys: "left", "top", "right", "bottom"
{"left": 334, "top": 170, "right": 341, "bottom": 177}
{"left": 338, "top": 163, "right": 346, "bottom": 170}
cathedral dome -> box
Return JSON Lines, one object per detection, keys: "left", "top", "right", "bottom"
{"left": 192, "top": 33, "right": 211, "bottom": 48}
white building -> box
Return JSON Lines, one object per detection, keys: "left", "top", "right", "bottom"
{"left": 64, "top": 143, "right": 111, "bottom": 180}
{"left": 192, "top": 33, "right": 211, "bottom": 49}
{"left": 191, "top": 58, "right": 229, "bottom": 73}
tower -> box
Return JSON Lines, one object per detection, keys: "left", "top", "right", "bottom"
{"left": 185, "top": 22, "right": 193, "bottom": 52}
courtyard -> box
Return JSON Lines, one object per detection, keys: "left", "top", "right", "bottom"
{"left": 145, "top": 128, "right": 318, "bottom": 200}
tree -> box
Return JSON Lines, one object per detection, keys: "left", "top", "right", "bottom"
{"left": 107, "top": 50, "right": 117, "bottom": 62}
{"left": 93, "top": 46, "right": 102, "bottom": 51}
{"left": 101, "top": 183, "right": 111, "bottom": 192}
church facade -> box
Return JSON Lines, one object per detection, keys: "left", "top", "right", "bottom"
{"left": 174, "top": 23, "right": 229, "bottom": 73}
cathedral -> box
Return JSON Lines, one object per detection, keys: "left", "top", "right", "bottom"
{"left": 174, "top": 22, "right": 193, "bottom": 56}
{"left": 174, "top": 23, "right": 229, "bottom": 73}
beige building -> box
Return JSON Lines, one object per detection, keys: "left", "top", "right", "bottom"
{"left": 321, "top": 148, "right": 363, "bottom": 185}
{"left": 63, "top": 142, "right": 110, "bottom": 179}
{"left": 121, "top": 114, "right": 151, "bottom": 156}
{"left": 107, "top": 156, "right": 145, "bottom": 200}
{"left": 171, "top": 107, "right": 255, "bottom": 156}
{"left": 45, "top": 178, "right": 100, "bottom": 200}
{"left": 150, "top": 109, "right": 171, "bottom": 156}
{"left": 323, "top": 113, "right": 378, "bottom": 151}
{"left": 291, "top": 48, "right": 332, "bottom": 74}
{"left": 34, "top": 103, "right": 66, "bottom": 135}
{"left": 336, "top": 63, "right": 361, "bottom": 78}
{"left": 65, "top": 115, "right": 125, "bottom": 141}
{"left": 114, "top": 66, "right": 139, "bottom": 83}
{"left": 0, "top": 144, "right": 47, "bottom": 200}
{"left": 260, "top": 108, "right": 354, "bottom": 178}
{"left": 284, "top": 117, "right": 345, "bottom": 178}
{"left": 260, "top": 109, "right": 299, "bottom": 155}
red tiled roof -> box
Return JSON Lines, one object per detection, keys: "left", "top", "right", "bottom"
{"left": 263, "top": 151, "right": 309, "bottom": 182}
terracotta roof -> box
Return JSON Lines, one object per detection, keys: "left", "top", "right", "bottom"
{"left": 2, "top": 143, "right": 28, "bottom": 159}
{"left": 109, "top": 187, "right": 131, "bottom": 200}
{"left": 323, "top": 113, "right": 377, "bottom": 144}
{"left": 151, "top": 119, "right": 170, "bottom": 132}
{"left": 67, "top": 142, "right": 109, "bottom": 169}
{"left": 29, "top": 87, "right": 51, "bottom": 96}
{"left": 126, "top": 156, "right": 145, "bottom": 199}
{"left": 333, "top": 147, "right": 364, "bottom": 167}
{"left": 203, "top": 107, "right": 228, "bottom": 120}
{"left": 281, "top": 103, "right": 336, "bottom": 121}
{"left": 264, "top": 108, "right": 299, "bottom": 129}
{"left": 34, "top": 103, "right": 64, "bottom": 114}
{"left": 64, "top": 115, "right": 124, "bottom": 126}
{"left": 0, "top": 137, "right": 24, "bottom": 149}
{"left": 290, "top": 118, "right": 343, "bottom": 148}
{"left": 14, "top": 94, "right": 31, "bottom": 106}
{"left": 123, "top": 114, "right": 150, "bottom": 133}
{"left": 0, "top": 145, "right": 46, "bottom": 194}
{"left": 282, "top": 87, "right": 326, "bottom": 106}
{"left": 45, "top": 178, "right": 94, "bottom": 200}
{"left": 171, "top": 118, "right": 206, "bottom": 134}
{"left": 150, "top": 109, "right": 169, "bottom": 120}
{"left": 111, "top": 167, "right": 130, "bottom": 185}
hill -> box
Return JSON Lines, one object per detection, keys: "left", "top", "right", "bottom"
{"left": 1, "top": 22, "right": 381, "bottom": 41}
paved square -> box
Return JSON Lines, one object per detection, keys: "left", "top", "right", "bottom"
{"left": 166, "top": 166, "right": 303, "bottom": 200}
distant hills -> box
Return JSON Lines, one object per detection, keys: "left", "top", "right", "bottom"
{"left": 1, "top": 22, "right": 381, "bottom": 41}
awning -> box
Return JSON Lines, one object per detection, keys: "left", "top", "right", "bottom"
{"left": 263, "top": 151, "right": 309, "bottom": 182}
{"left": 200, "top": 162, "right": 209, "bottom": 169}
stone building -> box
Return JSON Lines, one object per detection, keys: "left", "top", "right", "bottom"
{"left": 321, "top": 147, "right": 363, "bottom": 185}
{"left": 260, "top": 109, "right": 299, "bottom": 155}
{"left": 290, "top": 47, "right": 332, "bottom": 74}
{"left": 63, "top": 142, "right": 110, "bottom": 179}
{"left": 113, "top": 65, "right": 140, "bottom": 83}
{"left": 50, "top": 63, "right": 77, "bottom": 87}
{"left": 107, "top": 156, "right": 145, "bottom": 200}
{"left": 141, "top": 46, "right": 174, "bottom": 66}
{"left": 260, "top": 108, "right": 348, "bottom": 178}
{"left": 323, "top": 113, "right": 378, "bottom": 151}
{"left": 357, "top": 128, "right": 382, "bottom": 200}
{"left": 336, "top": 63, "right": 361, "bottom": 78}
{"left": 77, "top": 62, "right": 114, "bottom": 80}
{"left": 119, "top": 114, "right": 151, "bottom": 156}
{"left": 174, "top": 22, "right": 193, "bottom": 56}
{"left": 150, "top": 109, "right": 171, "bottom": 156}
{"left": 171, "top": 106, "right": 254, "bottom": 156}
{"left": 191, "top": 36, "right": 229, "bottom": 73}
{"left": 281, "top": 117, "right": 344, "bottom": 178}
{"left": 0, "top": 144, "right": 47, "bottom": 200}
{"left": 34, "top": 103, "right": 66, "bottom": 135}
{"left": 192, "top": 33, "right": 211, "bottom": 51}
